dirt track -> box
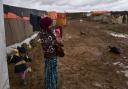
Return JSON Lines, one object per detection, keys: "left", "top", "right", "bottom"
{"left": 8, "top": 20, "right": 128, "bottom": 89}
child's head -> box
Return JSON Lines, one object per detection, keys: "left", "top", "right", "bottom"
{"left": 17, "top": 46, "right": 27, "bottom": 56}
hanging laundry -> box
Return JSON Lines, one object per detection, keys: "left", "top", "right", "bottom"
{"left": 30, "top": 14, "right": 41, "bottom": 32}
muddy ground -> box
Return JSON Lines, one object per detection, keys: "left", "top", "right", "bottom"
{"left": 8, "top": 20, "right": 128, "bottom": 89}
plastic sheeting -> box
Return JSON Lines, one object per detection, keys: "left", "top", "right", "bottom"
{"left": 4, "top": 18, "right": 33, "bottom": 46}
{"left": 0, "top": 1, "right": 10, "bottom": 89}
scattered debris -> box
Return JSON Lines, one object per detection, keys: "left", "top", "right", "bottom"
{"left": 116, "top": 71, "right": 121, "bottom": 74}
{"left": 109, "top": 46, "right": 120, "bottom": 54}
{"left": 80, "top": 19, "right": 83, "bottom": 23}
{"left": 107, "top": 31, "right": 128, "bottom": 38}
{"left": 126, "top": 81, "right": 128, "bottom": 86}
{"left": 123, "top": 56, "right": 127, "bottom": 59}
{"left": 113, "top": 62, "right": 121, "bottom": 65}
{"left": 80, "top": 31, "right": 86, "bottom": 36}
{"left": 113, "top": 61, "right": 128, "bottom": 69}
{"left": 119, "top": 63, "right": 128, "bottom": 69}
{"left": 93, "top": 82, "right": 102, "bottom": 88}
{"left": 121, "top": 70, "right": 128, "bottom": 78}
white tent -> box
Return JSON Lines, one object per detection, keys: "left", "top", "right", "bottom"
{"left": 0, "top": 0, "right": 10, "bottom": 89}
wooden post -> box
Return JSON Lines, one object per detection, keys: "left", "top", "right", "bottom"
{"left": 0, "top": 0, "right": 10, "bottom": 89}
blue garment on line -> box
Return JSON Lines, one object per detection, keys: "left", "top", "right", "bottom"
{"left": 44, "top": 56, "right": 58, "bottom": 89}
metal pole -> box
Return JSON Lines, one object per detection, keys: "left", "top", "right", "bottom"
{"left": 0, "top": 0, "right": 10, "bottom": 89}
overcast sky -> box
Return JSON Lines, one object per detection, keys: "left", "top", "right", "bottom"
{"left": 3, "top": 0, "right": 128, "bottom": 12}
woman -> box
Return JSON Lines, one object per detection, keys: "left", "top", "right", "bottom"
{"left": 39, "top": 17, "right": 58, "bottom": 89}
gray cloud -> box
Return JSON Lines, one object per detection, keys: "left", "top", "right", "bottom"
{"left": 3, "top": 0, "right": 128, "bottom": 12}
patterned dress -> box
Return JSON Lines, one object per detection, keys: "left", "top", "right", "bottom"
{"left": 39, "top": 30, "right": 58, "bottom": 89}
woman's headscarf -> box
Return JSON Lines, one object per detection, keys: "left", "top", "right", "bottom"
{"left": 40, "top": 17, "right": 53, "bottom": 32}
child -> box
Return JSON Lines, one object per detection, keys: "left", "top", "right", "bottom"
{"left": 9, "top": 47, "right": 32, "bottom": 86}
{"left": 53, "top": 26, "right": 63, "bottom": 45}
{"left": 53, "top": 26, "right": 65, "bottom": 57}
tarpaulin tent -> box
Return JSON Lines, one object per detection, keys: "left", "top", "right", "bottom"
{"left": 3, "top": 4, "right": 47, "bottom": 46}
{"left": 47, "top": 11, "right": 67, "bottom": 26}
{"left": 4, "top": 5, "right": 47, "bottom": 17}
{"left": 48, "top": 11, "right": 58, "bottom": 20}
{"left": 66, "top": 12, "right": 87, "bottom": 19}
{"left": 4, "top": 18, "right": 34, "bottom": 46}
{"left": 56, "top": 13, "right": 67, "bottom": 26}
